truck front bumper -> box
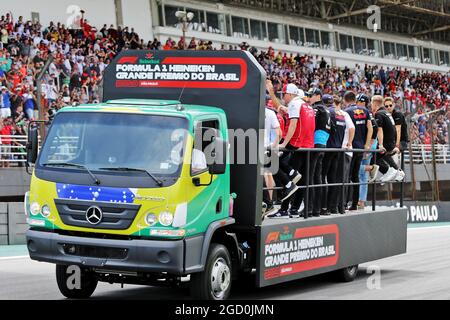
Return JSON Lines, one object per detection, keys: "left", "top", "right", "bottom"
{"left": 26, "top": 229, "right": 203, "bottom": 275}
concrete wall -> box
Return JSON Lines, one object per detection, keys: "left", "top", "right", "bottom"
{"left": 0, "top": 168, "right": 31, "bottom": 198}
{"left": 0, "top": 203, "right": 7, "bottom": 245}
{"left": 120, "top": 0, "right": 154, "bottom": 41}
{"left": 0, "top": 202, "right": 27, "bottom": 245}
{"left": 8, "top": 203, "right": 27, "bottom": 245}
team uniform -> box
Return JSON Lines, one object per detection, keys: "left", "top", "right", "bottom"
{"left": 391, "top": 107, "right": 409, "bottom": 170}
{"left": 310, "top": 100, "right": 331, "bottom": 215}
{"left": 356, "top": 93, "right": 379, "bottom": 205}
{"left": 392, "top": 107, "right": 409, "bottom": 150}
{"left": 323, "top": 107, "right": 354, "bottom": 214}
{"left": 279, "top": 96, "right": 315, "bottom": 216}
{"left": 374, "top": 106, "right": 402, "bottom": 181}
{"left": 344, "top": 103, "right": 371, "bottom": 210}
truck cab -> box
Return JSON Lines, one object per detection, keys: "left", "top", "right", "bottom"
{"left": 26, "top": 99, "right": 238, "bottom": 299}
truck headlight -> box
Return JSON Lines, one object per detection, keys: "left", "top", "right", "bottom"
{"left": 159, "top": 211, "right": 173, "bottom": 226}
{"left": 24, "top": 191, "right": 30, "bottom": 217}
{"left": 41, "top": 205, "right": 51, "bottom": 218}
{"left": 145, "top": 212, "right": 157, "bottom": 226}
{"left": 30, "top": 202, "right": 40, "bottom": 216}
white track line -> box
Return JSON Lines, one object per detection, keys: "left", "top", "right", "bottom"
{"left": 0, "top": 255, "right": 29, "bottom": 260}
{"left": 408, "top": 224, "right": 450, "bottom": 231}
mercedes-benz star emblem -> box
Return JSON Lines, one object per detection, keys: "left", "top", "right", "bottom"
{"left": 86, "top": 206, "right": 103, "bottom": 225}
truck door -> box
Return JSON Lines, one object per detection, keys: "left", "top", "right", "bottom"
{"left": 188, "top": 119, "right": 228, "bottom": 223}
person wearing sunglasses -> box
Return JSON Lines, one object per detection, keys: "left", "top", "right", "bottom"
{"left": 385, "top": 96, "right": 408, "bottom": 155}
{"left": 371, "top": 95, "right": 405, "bottom": 183}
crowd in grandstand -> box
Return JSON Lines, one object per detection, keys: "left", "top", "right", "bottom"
{"left": 0, "top": 11, "right": 449, "bottom": 167}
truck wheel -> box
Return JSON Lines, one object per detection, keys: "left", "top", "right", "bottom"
{"left": 56, "top": 264, "right": 98, "bottom": 299}
{"left": 335, "top": 264, "right": 359, "bottom": 282}
{"left": 190, "top": 244, "right": 232, "bottom": 300}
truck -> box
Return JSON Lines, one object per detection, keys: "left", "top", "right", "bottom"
{"left": 24, "top": 50, "right": 407, "bottom": 300}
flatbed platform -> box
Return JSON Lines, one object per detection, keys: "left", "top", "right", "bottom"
{"left": 257, "top": 207, "right": 407, "bottom": 287}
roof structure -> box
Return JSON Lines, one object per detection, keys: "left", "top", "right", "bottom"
{"left": 213, "top": 0, "right": 450, "bottom": 43}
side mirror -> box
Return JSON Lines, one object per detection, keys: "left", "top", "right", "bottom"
{"left": 27, "top": 124, "right": 39, "bottom": 165}
{"left": 208, "top": 137, "right": 227, "bottom": 175}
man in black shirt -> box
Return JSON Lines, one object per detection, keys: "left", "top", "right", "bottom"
{"left": 308, "top": 88, "right": 331, "bottom": 216}
{"left": 356, "top": 93, "right": 379, "bottom": 206}
{"left": 371, "top": 95, "right": 405, "bottom": 182}
{"left": 343, "top": 91, "right": 373, "bottom": 211}
{"left": 385, "top": 97, "right": 408, "bottom": 151}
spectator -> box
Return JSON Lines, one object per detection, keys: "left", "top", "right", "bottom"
{"left": 1, "top": 85, "right": 11, "bottom": 118}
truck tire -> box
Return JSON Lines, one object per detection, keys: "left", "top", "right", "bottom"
{"left": 190, "top": 243, "right": 232, "bottom": 300}
{"left": 335, "top": 264, "right": 359, "bottom": 282}
{"left": 56, "top": 264, "right": 98, "bottom": 299}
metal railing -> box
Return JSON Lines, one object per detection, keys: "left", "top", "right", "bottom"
{"left": 0, "top": 135, "right": 81, "bottom": 166}
{"left": 263, "top": 147, "right": 405, "bottom": 219}
{"left": 404, "top": 144, "right": 450, "bottom": 164}
{"left": 0, "top": 135, "right": 28, "bottom": 165}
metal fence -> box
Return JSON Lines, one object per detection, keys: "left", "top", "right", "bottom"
{"left": 404, "top": 144, "right": 450, "bottom": 164}
{"left": 263, "top": 147, "right": 405, "bottom": 219}
{"left": 0, "top": 135, "right": 27, "bottom": 165}
{"left": 1, "top": 135, "right": 449, "bottom": 166}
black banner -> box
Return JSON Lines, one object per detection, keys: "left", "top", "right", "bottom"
{"left": 258, "top": 208, "right": 407, "bottom": 287}
{"left": 378, "top": 201, "right": 450, "bottom": 223}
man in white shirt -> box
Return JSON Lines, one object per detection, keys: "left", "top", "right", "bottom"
{"left": 263, "top": 105, "right": 281, "bottom": 216}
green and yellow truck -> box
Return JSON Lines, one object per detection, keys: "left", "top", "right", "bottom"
{"left": 25, "top": 51, "right": 407, "bottom": 300}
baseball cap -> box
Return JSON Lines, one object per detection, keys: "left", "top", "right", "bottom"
{"left": 356, "top": 93, "right": 370, "bottom": 106}
{"left": 322, "top": 94, "right": 333, "bottom": 105}
{"left": 306, "top": 87, "right": 322, "bottom": 97}
{"left": 280, "top": 83, "right": 299, "bottom": 95}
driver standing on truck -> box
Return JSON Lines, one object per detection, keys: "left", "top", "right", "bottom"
{"left": 266, "top": 80, "right": 315, "bottom": 218}
{"left": 265, "top": 81, "right": 302, "bottom": 204}
{"left": 262, "top": 100, "right": 282, "bottom": 216}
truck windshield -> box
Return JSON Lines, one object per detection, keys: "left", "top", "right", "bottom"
{"left": 37, "top": 112, "right": 188, "bottom": 178}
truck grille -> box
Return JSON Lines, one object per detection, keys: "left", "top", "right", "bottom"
{"left": 54, "top": 199, "right": 141, "bottom": 230}
{"left": 62, "top": 243, "right": 128, "bottom": 259}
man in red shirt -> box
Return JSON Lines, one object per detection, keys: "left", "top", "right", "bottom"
{"left": 267, "top": 81, "right": 315, "bottom": 218}
{"left": 266, "top": 81, "right": 302, "bottom": 218}
{"left": 281, "top": 87, "right": 316, "bottom": 217}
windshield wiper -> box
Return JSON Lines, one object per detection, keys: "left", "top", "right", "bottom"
{"left": 42, "top": 162, "right": 101, "bottom": 185}
{"left": 98, "top": 167, "right": 163, "bottom": 187}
